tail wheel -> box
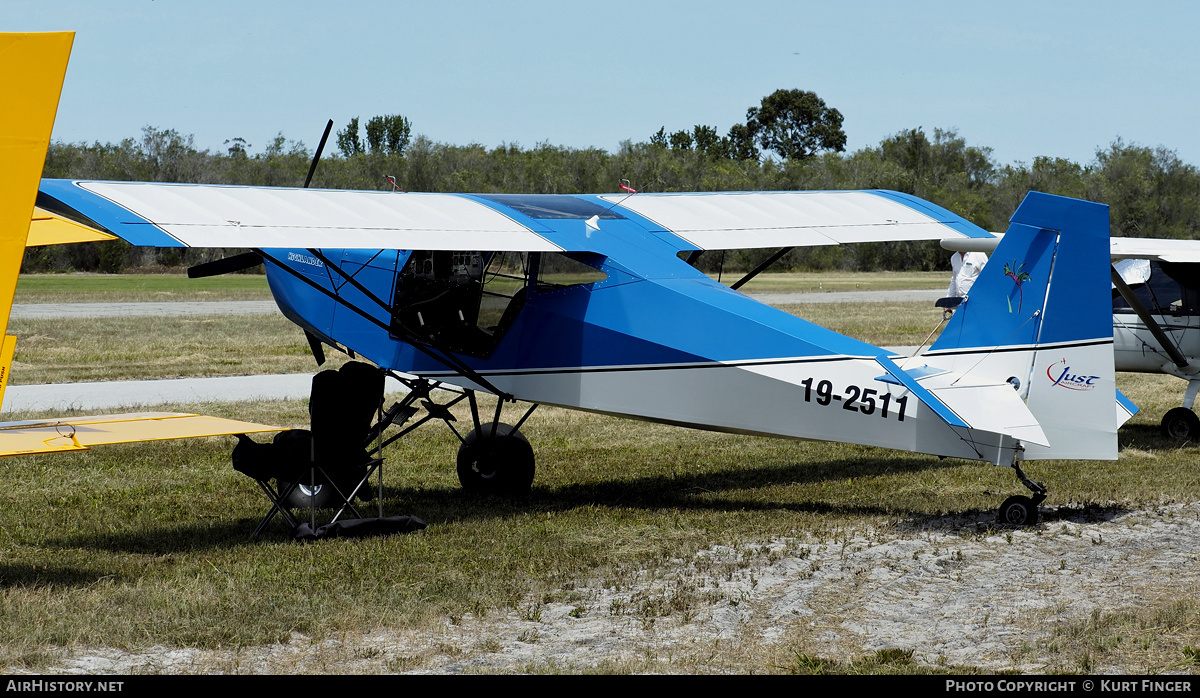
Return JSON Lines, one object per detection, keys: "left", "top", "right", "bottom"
{"left": 456, "top": 422, "right": 535, "bottom": 494}
{"left": 998, "top": 495, "right": 1039, "bottom": 526}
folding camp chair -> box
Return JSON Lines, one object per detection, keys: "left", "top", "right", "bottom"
{"left": 233, "top": 361, "right": 409, "bottom": 537}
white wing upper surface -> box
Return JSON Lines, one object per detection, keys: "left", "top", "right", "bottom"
{"left": 73, "top": 181, "right": 563, "bottom": 251}
{"left": 601, "top": 191, "right": 984, "bottom": 249}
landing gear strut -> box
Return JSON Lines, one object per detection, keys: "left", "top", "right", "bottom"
{"left": 998, "top": 462, "right": 1046, "bottom": 526}
{"left": 372, "top": 375, "right": 540, "bottom": 495}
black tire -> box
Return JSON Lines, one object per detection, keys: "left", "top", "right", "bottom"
{"left": 277, "top": 478, "right": 336, "bottom": 509}
{"left": 998, "top": 495, "right": 1039, "bottom": 526}
{"left": 456, "top": 422, "right": 535, "bottom": 494}
{"left": 1160, "top": 407, "right": 1200, "bottom": 440}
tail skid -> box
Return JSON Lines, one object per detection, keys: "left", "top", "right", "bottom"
{"left": 916, "top": 192, "right": 1116, "bottom": 461}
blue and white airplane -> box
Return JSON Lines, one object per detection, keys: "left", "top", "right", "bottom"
{"left": 3, "top": 32, "right": 1129, "bottom": 526}
{"left": 32, "top": 179, "right": 1128, "bottom": 525}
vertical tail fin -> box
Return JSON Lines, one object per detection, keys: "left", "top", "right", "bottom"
{"left": 924, "top": 192, "right": 1116, "bottom": 460}
{"left": 0, "top": 32, "right": 75, "bottom": 412}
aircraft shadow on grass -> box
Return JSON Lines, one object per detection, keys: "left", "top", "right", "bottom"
{"left": 42, "top": 454, "right": 1006, "bottom": 557}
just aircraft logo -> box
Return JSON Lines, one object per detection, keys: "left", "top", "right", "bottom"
{"left": 1046, "top": 358, "right": 1101, "bottom": 391}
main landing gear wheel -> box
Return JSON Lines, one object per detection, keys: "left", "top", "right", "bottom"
{"left": 1160, "top": 407, "right": 1200, "bottom": 440}
{"left": 457, "top": 422, "right": 535, "bottom": 494}
{"left": 998, "top": 495, "right": 1040, "bottom": 526}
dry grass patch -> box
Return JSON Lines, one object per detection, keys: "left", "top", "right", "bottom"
{"left": 8, "top": 314, "right": 316, "bottom": 384}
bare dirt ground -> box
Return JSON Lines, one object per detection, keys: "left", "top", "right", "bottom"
{"left": 16, "top": 500, "right": 1200, "bottom": 675}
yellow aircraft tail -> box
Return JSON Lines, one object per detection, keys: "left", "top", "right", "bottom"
{"left": 0, "top": 32, "right": 75, "bottom": 410}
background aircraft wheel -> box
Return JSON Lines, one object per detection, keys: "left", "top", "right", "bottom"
{"left": 997, "top": 495, "right": 1039, "bottom": 526}
{"left": 277, "top": 479, "right": 336, "bottom": 509}
{"left": 1160, "top": 407, "right": 1200, "bottom": 440}
{"left": 457, "top": 422, "right": 535, "bottom": 494}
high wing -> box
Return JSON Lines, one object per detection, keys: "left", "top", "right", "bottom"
{"left": 32, "top": 180, "right": 1083, "bottom": 460}
{"left": 38, "top": 180, "right": 993, "bottom": 254}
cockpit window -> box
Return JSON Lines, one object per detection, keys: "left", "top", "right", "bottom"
{"left": 390, "top": 250, "right": 608, "bottom": 357}
{"left": 391, "top": 250, "right": 529, "bottom": 358}
{"left": 535, "top": 252, "right": 607, "bottom": 292}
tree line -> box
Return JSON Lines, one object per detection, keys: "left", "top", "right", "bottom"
{"left": 29, "top": 91, "right": 1200, "bottom": 275}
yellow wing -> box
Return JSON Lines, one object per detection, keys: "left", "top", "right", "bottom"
{"left": 28, "top": 207, "right": 115, "bottom": 246}
{"left": 0, "top": 412, "right": 282, "bottom": 457}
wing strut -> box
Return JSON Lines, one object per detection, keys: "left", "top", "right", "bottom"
{"left": 730, "top": 247, "right": 794, "bottom": 291}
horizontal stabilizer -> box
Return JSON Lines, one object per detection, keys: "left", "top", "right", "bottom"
{"left": 877, "top": 356, "right": 1048, "bottom": 446}
{"left": 0, "top": 412, "right": 282, "bottom": 457}
{"left": 1116, "top": 390, "right": 1139, "bottom": 428}
{"left": 874, "top": 356, "right": 966, "bottom": 428}
{"left": 926, "top": 380, "right": 1049, "bottom": 447}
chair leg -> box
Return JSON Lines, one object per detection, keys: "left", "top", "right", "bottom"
{"left": 251, "top": 479, "right": 300, "bottom": 538}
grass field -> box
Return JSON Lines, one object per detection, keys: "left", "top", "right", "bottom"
{"left": 8, "top": 314, "right": 313, "bottom": 385}
{"left": 14, "top": 273, "right": 273, "bottom": 303}
{"left": 717, "top": 270, "right": 948, "bottom": 293}
{"left": 3, "top": 273, "right": 1200, "bottom": 673}
{"left": 0, "top": 376, "right": 1198, "bottom": 673}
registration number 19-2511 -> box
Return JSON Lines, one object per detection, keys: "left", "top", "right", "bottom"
{"left": 800, "top": 378, "right": 909, "bottom": 421}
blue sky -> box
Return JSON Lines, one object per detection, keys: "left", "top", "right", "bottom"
{"left": 7, "top": 1, "right": 1199, "bottom": 167}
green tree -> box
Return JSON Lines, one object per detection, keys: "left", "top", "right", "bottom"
{"left": 383, "top": 114, "right": 412, "bottom": 154}
{"left": 336, "top": 117, "right": 363, "bottom": 157}
{"left": 224, "top": 137, "right": 250, "bottom": 158}
{"left": 725, "top": 123, "right": 759, "bottom": 161}
{"left": 668, "top": 129, "right": 693, "bottom": 151}
{"left": 691, "top": 125, "right": 720, "bottom": 156}
{"left": 364, "top": 114, "right": 411, "bottom": 155}
{"left": 746, "top": 89, "right": 846, "bottom": 161}
{"left": 364, "top": 116, "right": 386, "bottom": 153}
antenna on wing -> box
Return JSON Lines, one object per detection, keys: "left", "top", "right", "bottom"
{"left": 385, "top": 175, "right": 406, "bottom": 193}
{"left": 587, "top": 179, "right": 640, "bottom": 232}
